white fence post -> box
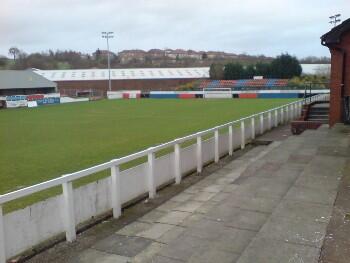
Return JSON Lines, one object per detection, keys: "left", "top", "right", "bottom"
{"left": 274, "top": 109, "right": 278, "bottom": 127}
{"left": 111, "top": 165, "right": 121, "bottom": 218}
{"left": 147, "top": 151, "right": 156, "bottom": 198}
{"left": 292, "top": 104, "right": 295, "bottom": 119}
{"left": 251, "top": 117, "right": 255, "bottom": 139}
{"left": 289, "top": 105, "right": 293, "bottom": 120}
{"left": 260, "top": 114, "right": 264, "bottom": 134}
{"left": 286, "top": 106, "right": 289, "bottom": 122}
{"left": 268, "top": 111, "right": 272, "bottom": 130}
{"left": 196, "top": 135, "right": 202, "bottom": 173}
{"left": 174, "top": 143, "right": 181, "bottom": 184}
{"left": 241, "top": 120, "right": 245, "bottom": 149}
{"left": 214, "top": 129, "right": 219, "bottom": 163}
{"left": 228, "top": 125, "right": 233, "bottom": 156}
{"left": 62, "top": 182, "right": 76, "bottom": 242}
{"left": 280, "top": 108, "right": 284, "bottom": 124}
{"left": 0, "top": 206, "right": 5, "bottom": 263}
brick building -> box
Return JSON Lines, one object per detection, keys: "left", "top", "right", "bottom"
{"left": 321, "top": 18, "right": 350, "bottom": 126}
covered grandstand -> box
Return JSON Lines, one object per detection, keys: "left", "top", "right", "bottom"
{"left": 34, "top": 68, "right": 209, "bottom": 97}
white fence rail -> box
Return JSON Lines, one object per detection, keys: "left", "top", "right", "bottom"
{"left": 0, "top": 93, "right": 329, "bottom": 262}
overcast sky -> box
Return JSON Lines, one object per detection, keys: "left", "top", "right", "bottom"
{"left": 0, "top": 0, "right": 348, "bottom": 58}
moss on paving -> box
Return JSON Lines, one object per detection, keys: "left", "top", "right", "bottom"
{"left": 0, "top": 98, "right": 296, "bottom": 212}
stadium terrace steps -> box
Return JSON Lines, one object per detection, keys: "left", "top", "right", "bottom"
{"left": 307, "top": 103, "right": 330, "bottom": 124}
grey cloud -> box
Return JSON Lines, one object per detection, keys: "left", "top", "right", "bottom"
{"left": 0, "top": 0, "right": 349, "bottom": 57}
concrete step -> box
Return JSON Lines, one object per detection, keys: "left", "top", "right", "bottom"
{"left": 309, "top": 109, "right": 329, "bottom": 114}
{"left": 307, "top": 118, "right": 329, "bottom": 124}
{"left": 308, "top": 114, "right": 329, "bottom": 119}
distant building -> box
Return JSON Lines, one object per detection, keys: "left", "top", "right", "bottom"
{"left": 147, "top": 49, "right": 165, "bottom": 58}
{"left": 92, "top": 49, "right": 117, "bottom": 60}
{"left": 0, "top": 70, "right": 57, "bottom": 96}
{"left": 118, "top": 50, "right": 146, "bottom": 64}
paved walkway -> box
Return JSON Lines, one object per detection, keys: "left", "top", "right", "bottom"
{"left": 29, "top": 125, "right": 350, "bottom": 263}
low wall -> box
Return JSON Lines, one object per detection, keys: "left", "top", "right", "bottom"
{"left": 2, "top": 118, "right": 265, "bottom": 259}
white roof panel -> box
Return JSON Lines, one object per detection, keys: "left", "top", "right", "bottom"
{"left": 34, "top": 67, "right": 210, "bottom": 81}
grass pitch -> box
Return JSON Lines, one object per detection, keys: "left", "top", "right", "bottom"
{"left": 0, "top": 98, "right": 296, "bottom": 211}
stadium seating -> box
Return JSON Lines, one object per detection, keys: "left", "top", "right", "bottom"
{"left": 199, "top": 79, "right": 289, "bottom": 90}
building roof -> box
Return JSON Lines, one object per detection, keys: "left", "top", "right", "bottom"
{"left": 321, "top": 18, "right": 350, "bottom": 46}
{"left": 0, "top": 70, "right": 57, "bottom": 90}
{"left": 34, "top": 67, "right": 210, "bottom": 81}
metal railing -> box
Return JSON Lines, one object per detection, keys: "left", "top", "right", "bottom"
{"left": 0, "top": 93, "right": 329, "bottom": 262}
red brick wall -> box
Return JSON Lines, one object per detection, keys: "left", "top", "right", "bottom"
{"left": 328, "top": 31, "right": 350, "bottom": 126}
{"left": 56, "top": 78, "right": 199, "bottom": 97}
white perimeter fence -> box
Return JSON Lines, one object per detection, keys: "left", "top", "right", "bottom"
{"left": 0, "top": 93, "right": 329, "bottom": 262}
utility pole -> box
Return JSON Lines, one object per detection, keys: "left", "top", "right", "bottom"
{"left": 102, "top": 32, "right": 114, "bottom": 91}
{"left": 329, "top": 14, "right": 341, "bottom": 28}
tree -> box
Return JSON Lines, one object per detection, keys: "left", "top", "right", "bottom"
{"left": 224, "top": 63, "right": 245, "bottom": 80}
{"left": 255, "top": 62, "right": 272, "bottom": 78}
{"left": 0, "top": 56, "right": 7, "bottom": 68}
{"left": 209, "top": 63, "right": 224, "bottom": 80}
{"left": 8, "top": 47, "right": 20, "bottom": 61}
{"left": 270, "top": 53, "right": 302, "bottom": 78}
{"left": 245, "top": 64, "right": 256, "bottom": 79}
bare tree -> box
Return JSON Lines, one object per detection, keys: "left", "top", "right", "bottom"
{"left": 8, "top": 47, "right": 20, "bottom": 61}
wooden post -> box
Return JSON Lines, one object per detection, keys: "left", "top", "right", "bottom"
{"left": 111, "top": 165, "right": 121, "bottom": 218}
{"left": 274, "top": 109, "right": 278, "bottom": 127}
{"left": 0, "top": 205, "right": 6, "bottom": 263}
{"left": 62, "top": 182, "right": 76, "bottom": 242}
{"left": 260, "top": 114, "right": 264, "bottom": 134}
{"left": 174, "top": 143, "right": 181, "bottom": 184}
{"left": 196, "top": 136, "right": 202, "bottom": 173}
{"left": 241, "top": 120, "right": 245, "bottom": 149}
{"left": 228, "top": 125, "right": 233, "bottom": 156}
{"left": 147, "top": 152, "right": 156, "bottom": 198}
{"left": 280, "top": 108, "right": 284, "bottom": 124}
{"left": 251, "top": 117, "right": 255, "bottom": 139}
{"left": 214, "top": 129, "right": 219, "bottom": 163}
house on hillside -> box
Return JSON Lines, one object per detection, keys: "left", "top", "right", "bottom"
{"left": 118, "top": 50, "right": 146, "bottom": 64}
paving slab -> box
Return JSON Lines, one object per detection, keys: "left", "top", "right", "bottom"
{"left": 173, "top": 200, "right": 204, "bottom": 213}
{"left": 284, "top": 185, "right": 338, "bottom": 206}
{"left": 220, "top": 193, "right": 280, "bottom": 213}
{"left": 157, "top": 210, "right": 192, "bottom": 225}
{"left": 237, "top": 237, "right": 320, "bottom": 263}
{"left": 76, "top": 249, "right": 131, "bottom": 263}
{"left": 116, "top": 221, "right": 152, "bottom": 236}
{"left": 272, "top": 199, "right": 333, "bottom": 223}
{"left": 92, "top": 234, "right": 152, "bottom": 257}
{"left": 258, "top": 215, "right": 327, "bottom": 248}
{"left": 158, "top": 234, "right": 211, "bottom": 261}
{"left": 137, "top": 223, "right": 175, "bottom": 240}
{"left": 205, "top": 205, "right": 269, "bottom": 231}
{"left": 188, "top": 248, "right": 238, "bottom": 263}
{"left": 210, "top": 227, "right": 256, "bottom": 254}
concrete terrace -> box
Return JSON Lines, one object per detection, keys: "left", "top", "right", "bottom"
{"left": 27, "top": 125, "right": 350, "bottom": 263}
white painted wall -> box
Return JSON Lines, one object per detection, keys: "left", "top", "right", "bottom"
{"left": 2, "top": 128, "right": 243, "bottom": 259}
